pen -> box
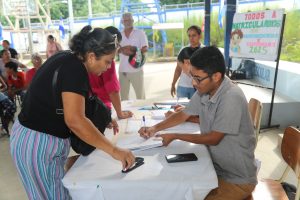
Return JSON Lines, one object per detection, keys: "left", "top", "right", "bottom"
{"left": 142, "top": 115, "right": 147, "bottom": 135}
{"left": 142, "top": 116, "right": 146, "bottom": 127}
{"left": 171, "top": 97, "right": 180, "bottom": 110}
{"left": 153, "top": 104, "right": 163, "bottom": 110}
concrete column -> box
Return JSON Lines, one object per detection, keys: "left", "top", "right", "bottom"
{"left": 204, "top": 0, "right": 211, "bottom": 46}
{"left": 224, "top": 0, "right": 236, "bottom": 72}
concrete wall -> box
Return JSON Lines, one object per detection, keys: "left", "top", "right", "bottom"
{"left": 232, "top": 58, "right": 300, "bottom": 101}
{"left": 233, "top": 58, "right": 300, "bottom": 128}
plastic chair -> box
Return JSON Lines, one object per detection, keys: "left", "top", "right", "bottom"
{"left": 248, "top": 98, "right": 263, "bottom": 142}
{"left": 245, "top": 126, "right": 300, "bottom": 200}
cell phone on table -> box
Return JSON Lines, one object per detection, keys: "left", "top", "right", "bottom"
{"left": 122, "top": 157, "right": 144, "bottom": 173}
{"left": 165, "top": 153, "right": 198, "bottom": 163}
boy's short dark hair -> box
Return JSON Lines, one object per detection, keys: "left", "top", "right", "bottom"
{"left": 5, "top": 61, "right": 18, "bottom": 72}
{"left": 105, "top": 26, "right": 122, "bottom": 42}
{"left": 177, "top": 47, "right": 199, "bottom": 63}
{"left": 190, "top": 46, "right": 226, "bottom": 77}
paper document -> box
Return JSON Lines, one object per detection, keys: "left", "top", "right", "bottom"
{"left": 153, "top": 98, "right": 189, "bottom": 106}
{"left": 126, "top": 119, "right": 161, "bottom": 133}
{"left": 117, "top": 134, "right": 162, "bottom": 151}
{"left": 165, "top": 122, "right": 200, "bottom": 132}
{"left": 151, "top": 110, "right": 167, "bottom": 120}
{"left": 126, "top": 119, "right": 199, "bottom": 133}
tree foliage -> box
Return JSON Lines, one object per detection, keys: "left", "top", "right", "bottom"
{"left": 280, "top": 10, "right": 300, "bottom": 62}
{"left": 0, "top": 1, "right": 299, "bottom": 62}
{"left": 45, "top": 0, "right": 119, "bottom": 19}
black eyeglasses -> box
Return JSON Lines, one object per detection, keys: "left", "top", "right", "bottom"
{"left": 191, "top": 75, "right": 211, "bottom": 84}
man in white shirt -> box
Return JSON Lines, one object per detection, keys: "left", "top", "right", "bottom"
{"left": 118, "top": 13, "right": 148, "bottom": 100}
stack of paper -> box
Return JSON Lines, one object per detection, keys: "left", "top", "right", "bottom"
{"left": 165, "top": 122, "right": 200, "bottom": 133}
{"left": 125, "top": 119, "right": 200, "bottom": 133}
{"left": 125, "top": 119, "right": 160, "bottom": 133}
{"left": 151, "top": 110, "right": 167, "bottom": 120}
{"left": 117, "top": 134, "right": 162, "bottom": 151}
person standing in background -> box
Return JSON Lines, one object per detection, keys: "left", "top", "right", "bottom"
{"left": 89, "top": 26, "right": 133, "bottom": 119}
{"left": 46, "top": 35, "right": 62, "bottom": 58}
{"left": 118, "top": 12, "right": 148, "bottom": 100}
{"left": 2, "top": 40, "right": 19, "bottom": 59}
{"left": 171, "top": 25, "right": 202, "bottom": 99}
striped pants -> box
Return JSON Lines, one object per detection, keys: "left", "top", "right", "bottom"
{"left": 10, "top": 120, "right": 71, "bottom": 200}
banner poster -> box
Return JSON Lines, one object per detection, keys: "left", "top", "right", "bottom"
{"left": 229, "top": 9, "right": 284, "bottom": 61}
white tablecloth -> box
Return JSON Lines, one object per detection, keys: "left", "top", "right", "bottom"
{"left": 62, "top": 101, "right": 218, "bottom": 200}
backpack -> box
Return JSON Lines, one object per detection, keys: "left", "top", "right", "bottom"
{"left": 69, "top": 94, "right": 111, "bottom": 156}
{"left": 230, "top": 59, "right": 255, "bottom": 80}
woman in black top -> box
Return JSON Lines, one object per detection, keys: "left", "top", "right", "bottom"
{"left": 10, "top": 25, "right": 135, "bottom": 200}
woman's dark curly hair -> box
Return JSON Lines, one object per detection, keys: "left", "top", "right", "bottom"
{"left": 69, "top": 25, "right": 117, "bottom": 61}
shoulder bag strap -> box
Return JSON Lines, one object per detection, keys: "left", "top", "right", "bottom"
{"left": 51, "top": 51, "right": 72, "bottom": 115}
{"left": 52, "top": 51, "right": 94, "bottom": 115}
{"left": 52, "top": 66, "right": 64, "bottom": 115}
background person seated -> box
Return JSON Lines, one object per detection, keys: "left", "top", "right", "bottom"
{"left": 2, "top": 40, "right": 19, "bottom": 59}
{"left": 0, "top": 76, "right": 16, "bottom": 134}
{"left": 0, "top": 49, "right": 27, "bottom": 80}
{"left": 25, "top": 53, "right": 43, "bottom": 88}
{"left": 4, "top": 61, "right": 26, "bottom": 102}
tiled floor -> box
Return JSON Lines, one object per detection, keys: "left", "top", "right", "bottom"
{"left": 0, "top": 61, "right": 297, "bottom": 199}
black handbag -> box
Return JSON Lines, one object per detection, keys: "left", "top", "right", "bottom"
{"left": 69, "top": 94, "right": 111, "bottom": 156}
{"left": 52, "top": 52, "right": 111, "bottom": 156}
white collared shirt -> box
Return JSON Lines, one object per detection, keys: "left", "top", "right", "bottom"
{"left": 119, "top": 29, "right": 148, "bottom": 73}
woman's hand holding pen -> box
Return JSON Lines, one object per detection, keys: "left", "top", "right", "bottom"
{"left": 138, "top": 126, "right": 156, "bottom": 139}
